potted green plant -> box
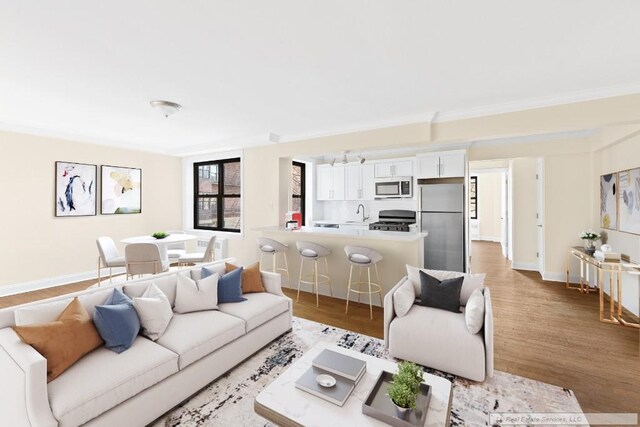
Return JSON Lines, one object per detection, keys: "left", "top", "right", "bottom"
{"left": 579, "top": 230, "right": 600, "bottom": 255}
{"left": 387, "top": 361, "right": 424, "bottom": 420}
{"left": 151, "top": 231, "right": 169, "bottom": 239}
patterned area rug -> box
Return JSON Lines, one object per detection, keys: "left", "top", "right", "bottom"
{"left": 153, "top": 317, "right": 582, "bottom": 426}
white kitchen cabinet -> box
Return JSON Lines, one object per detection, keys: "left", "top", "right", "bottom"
{"left": 345, "top": 163, "right": 375, "bottom": 200}
{"left": 316, "top": 165, "right": 345, "bottom": 201}
{"left": 373, "top": 158, "right": 414, "bottom": 178}
{"left": 417, "top": 151, "right": 466, "bottom": 178}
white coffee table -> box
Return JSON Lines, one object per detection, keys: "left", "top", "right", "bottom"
{"left": 254, "top": 342, "right": 452, "bottom": 427}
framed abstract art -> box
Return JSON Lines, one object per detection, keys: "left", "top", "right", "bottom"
{"left": 55, "top": 161, "right": 97, "bottom": 217}
{"left": 101, "top": 165, "right": 142, "bottom": 214}
{"left": 618, "top": 167, "right": 640, "bottom": 235}
{"left": 599, "top": 172, "right": 617, "bottom": 230}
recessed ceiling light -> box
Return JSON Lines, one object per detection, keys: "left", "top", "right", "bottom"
{"left": 150, "top": 100, "right": 182, "bottom": 118}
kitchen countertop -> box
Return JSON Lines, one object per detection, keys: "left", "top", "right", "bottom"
{"left": 255, "top": 226, "right": 427, "bottom": 242}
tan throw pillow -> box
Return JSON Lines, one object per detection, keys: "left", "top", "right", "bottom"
{"left": 12, "top": 297, "right": 103, "bottom": 382}
{"left": 226, "top": 262, "right": 265, "bottom": 294}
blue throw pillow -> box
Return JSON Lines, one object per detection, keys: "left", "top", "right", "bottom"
{"left": 217, "top": 267, "right": 246, "bottom": 303}
{"left": 94, "top": 288, "right": 141, "bottom": 353}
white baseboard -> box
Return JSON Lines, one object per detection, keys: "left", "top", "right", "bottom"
{"left": 0, "top": 267, "right": 126, "bottom": 298}
{"left": 542, "top": 271, "right": 581, "bottom": 284}
{"left": 511, "top": 262, "right": 539, "bottom": 271}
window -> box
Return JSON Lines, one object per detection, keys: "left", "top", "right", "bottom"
{"left": 291, "top": 161, "right": 306, "bottom": 225}
{"left": 194, "top": 158, "right": 241, "bottom": 232}
{"left": 469, "top": 176, "right": 478, "bottom": 220}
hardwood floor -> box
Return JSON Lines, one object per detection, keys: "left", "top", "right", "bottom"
{"left": 1, "top": 242, "right": 638, "bottom": 416}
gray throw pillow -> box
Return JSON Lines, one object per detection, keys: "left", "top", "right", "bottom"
{"left": 418, "top": 271, "right": 463, "bottom": 313}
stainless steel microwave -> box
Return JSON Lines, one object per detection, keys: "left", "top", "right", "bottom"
{"left": 374, "top": 177, "right": 413, "bottom": 198}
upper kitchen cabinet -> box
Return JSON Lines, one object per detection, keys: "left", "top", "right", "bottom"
{"left": 417, "top": 151, "right": 466, "bottom": 178}
{"left": 317, "top": 164, "right": 345, "bottom": 200}
{"left": 345, "top": 163, "right": 374, "bottom": 200}
{"left": 373, "top": 158, "right": 414, "bottom": 178}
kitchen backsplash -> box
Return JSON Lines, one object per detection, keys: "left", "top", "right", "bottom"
{"left": 314, "top": 199, "right": 418, "bottom": 222}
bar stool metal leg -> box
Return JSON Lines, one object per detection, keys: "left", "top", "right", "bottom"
{"left": 357, "top": 267, "right": 363, "bottom": 303}
{"left": 367, "top": 267, "right": 373, "bottom": 320}
{"left": 345, "top": 264, "right": 353, "bottom": 314}
{"left": 324, "top": 257, "right": 333, "bottom": 297}
{"left": 375, "top": 263, "right": 383, "bottom": 305}
{"left": 297, "top": 258, "right": 304, "bottom": 302}
{"left": 283, "top": 253, "right": 290, "bottom": 288}
{"left": 314, "top": 260, "right": 319, "bottom": 307}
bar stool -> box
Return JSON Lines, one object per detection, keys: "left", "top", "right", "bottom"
{"left": 257, "top": 237, "right": 290, "bottom": 287}
{"left": 344, "top": 246, "right": 383, "bottom": 319}
{"left": 296, "top": 241, "right": 333, "bottom": 307}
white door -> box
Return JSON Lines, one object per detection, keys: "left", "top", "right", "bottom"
{"left": 393, "top": 160, "right": 414, "bottom": 177}
{"left": 316, "top": 166, "right": 333, "bottom": 200}
{"left": 374, "top": 162, "right": 394, "bottom": 178}
{"left": 344, "top": 165, "right": 360, "bottom": 200}
{"left": 332, "top": 165, "right": 346, "bottom": 200}
{"left": 439, "top": 153, "right": 466, "bottom": 178}
{"left": 417, "top": 155, "right": 440, "bottom": 179}
{"left": 536, "top": 158, "right": 545, "bottom": 273}
{"left": 361, "top": 163, "right": 375, "bottom": 200}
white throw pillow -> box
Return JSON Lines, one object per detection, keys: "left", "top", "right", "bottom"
{"left": 465, "top": 288, "right": 485, "bottom": 334}
{"left": 133, "top": 283, "right": 173, "bottom": 341}
{"left": 393, "top": 280, "right": 416, "bottom": 317}
{"left": 405, "top": 265, "right": 485, "bottom": 306}
{"left": 174, "top": 272, "right": 219, "bottom": 314}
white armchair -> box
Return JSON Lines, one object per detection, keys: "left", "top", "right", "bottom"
{"left": 384, "top": 274, "right": 494, "bottom": 382}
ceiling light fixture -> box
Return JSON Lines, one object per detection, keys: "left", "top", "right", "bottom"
{"left": 150, "top": 100, "right": 182, "bottom": 118}
{"left": 341, "top": 153, "right": 348, "bottom": 164}
{"left": 330, "top": 158, "right": 336, "bottom": 167}
{"left": 357, "top": 155, "right": 366, "bottom": 164}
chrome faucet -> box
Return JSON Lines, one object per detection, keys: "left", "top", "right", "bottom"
{"left": 356, "top": 204, "right": 369, "bottom": 222}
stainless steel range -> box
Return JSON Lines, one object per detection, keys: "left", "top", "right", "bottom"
{"left": 368, "top": 209, "right": 416, "bottom": 232}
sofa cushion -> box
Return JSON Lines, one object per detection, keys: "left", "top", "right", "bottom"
{"left": 123, "top": 274, "right": 177, "bottom": 307}
{"left": 465, "top": 289, "right": 485, "bottom": 334}
{"left": 13, "top": 298, "right": 104, "bottom": 382}
{"left": 155, "top": 310, "right": 245, "bottom": 370}
{"left": 226, "top": 262, "right": 265, "bottom": 294}
{"left": 47, "top": 336, "right": 178, "bottom": 427}
{"left": 389, "top": 304, "right": 486, "bottom": 381}
{"left": 393, "top": 279, "right": 416, "bottom": 318}
{"left": 93, "top": 289, "right": 140, "bottom": 353}
{"left": 218, "top": 292, "right": 289, "bottom": 333}
{"left": 133, "top": 284, "right": 174, "bottom": 341}
{"left": 405, "top": 265, "right": 485, "bottom": 306}
{"left": 174, "top": 272, "right": 219, "bottom": 314}
{"left": 418, "top": 271, "right": 464, "bottom": 313}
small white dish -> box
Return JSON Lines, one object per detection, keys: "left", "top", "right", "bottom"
{"left": 316, "top": 374, "right": 336, "bottom": 388}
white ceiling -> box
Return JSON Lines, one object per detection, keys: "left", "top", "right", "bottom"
{"left": 1, "top": 1, "right": 639, "bottom": 155}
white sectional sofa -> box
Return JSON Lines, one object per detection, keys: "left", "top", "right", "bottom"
{"left": 0, "top": 259, "right": 292, "bottom": 427}
{"left": 383, "top": 273, "right": 494, "bottom": 382}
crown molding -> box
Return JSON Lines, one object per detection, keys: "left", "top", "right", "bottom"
{"left": 278, "top": 112, "right": 436, "bottom": 144}
{"left": 434, "top": 83, "right": 640, "bottom": 123}
{"left": 0, "top": 119, "right": 172, "bottom": 156}
{"left": 470, "top": 128, "right": 597, "bottom": 148}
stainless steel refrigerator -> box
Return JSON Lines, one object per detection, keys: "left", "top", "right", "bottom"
{"left": 419, "top": 180, "right": 466, "bottom": 272}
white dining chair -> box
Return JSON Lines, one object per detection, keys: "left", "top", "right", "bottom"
{"left": 178, "top": 236, "right": 216, "bottom": 266}
{"left": 96, "top": 236, "right": 126, "bottom": 285}
{"left": 166, "top": 230, "right": 187, "bottom": 263}
{"left": 125, "top": 243, "right": 169, "bottom": 280}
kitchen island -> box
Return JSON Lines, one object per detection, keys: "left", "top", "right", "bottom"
{"left": 255, "top": 226, "right": 426, "bottom": 306}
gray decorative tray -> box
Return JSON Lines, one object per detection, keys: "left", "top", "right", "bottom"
{"left": 362, "top": 370, "right": 431, "bottom": 427}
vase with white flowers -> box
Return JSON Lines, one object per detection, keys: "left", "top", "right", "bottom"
{"left": 579, "top": 230, "right": 600, "bottom": 254}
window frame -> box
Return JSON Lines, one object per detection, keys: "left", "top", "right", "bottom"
{"left": 292, "top": 161, "right": 306, "bottom": 226}
{"left": 469, "top": 175, "right": 478, "bottom": 220}
{"left": 193, "top": 157, "right": 241, "bottom": 233}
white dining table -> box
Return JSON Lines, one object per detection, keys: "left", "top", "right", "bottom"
{"left": 121, "top": 233, "right": 197, "bottom": 264}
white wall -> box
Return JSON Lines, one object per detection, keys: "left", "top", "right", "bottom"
{"left": 470, "top": 171, "right": 502, "bottom": 242}
{"left": 0, "top": 130, "right": 183, "bottom": 292}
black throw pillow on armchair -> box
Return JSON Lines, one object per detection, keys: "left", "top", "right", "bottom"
{"left": 418, "top": 271, "right": 464, "bottom": 313}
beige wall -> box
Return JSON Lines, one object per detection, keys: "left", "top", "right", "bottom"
{"left": 592, "top": 133, "right": 640, "bottom": 316}
{"left": 0, "top": 130, "right": 182, "bottom": 289}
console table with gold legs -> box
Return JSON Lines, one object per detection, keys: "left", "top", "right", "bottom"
{"left": 566, "top": 246, "right": 638, "bottom": 328}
